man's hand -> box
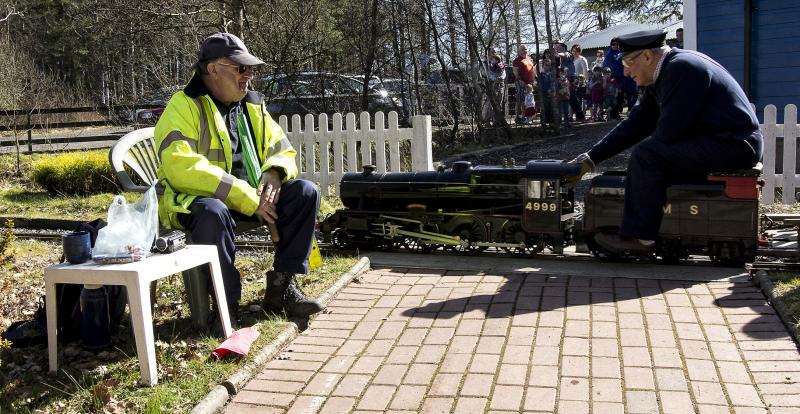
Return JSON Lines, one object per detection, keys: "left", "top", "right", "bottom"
{"left": 564, "top": 153, "right": 594, "bottom": 186}
{"left": 255, "top": 170, "right": 281, "bottom": 223}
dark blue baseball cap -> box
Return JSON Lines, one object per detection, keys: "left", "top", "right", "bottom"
{"left": 193, "top": 32, "right": 265, "bottom": 68}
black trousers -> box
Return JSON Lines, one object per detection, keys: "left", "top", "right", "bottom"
{"left": 569, "top": 90, "right": 584, "bottom": 121}
{"left": 178, "top": 179, "right": 320, "bottom": 305}
{"left": 621, "top": 134, "right": 761, "bottom": 240}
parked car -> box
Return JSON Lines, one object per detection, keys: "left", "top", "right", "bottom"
{"left": 117, "top": 85, "right": 182, "bottom": 124}
{"left": 257, "top": 72, "right": 403, "bottom": 123}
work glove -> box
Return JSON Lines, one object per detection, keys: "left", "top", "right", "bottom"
{"left": 563, "top": 153, "right": 594, "bottom": 186}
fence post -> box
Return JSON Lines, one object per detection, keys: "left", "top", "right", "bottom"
{"left": 26, "top": 112, "right": 32, "bottom": 152}
{"left": 303, "top": 114, "right": 316, "bottom": 184}
{"left": 359, "top": 112, "right": 373, "bottom": 168}
{"left": 762, "top": 105, "right": 777, "bottom": 205}
{"left": 411, "top": 115, "right": 433, "bottom": 172}
{"left": 332, "top": 113, "right": 344, "bottom": 195}
{"left": 345, "top": 113, "right": 358, "bottom": 173}
{"left": 318, "top": 113, "right": 330, "bottom": 196}
{"left": 387, "top": 112, "right": 401, "bottom": 172}
{"left": 375, "top": 111, "right": 386, "bottom": 173}
{"left": 782, "top": 104, "right": 798, "bottom": 203}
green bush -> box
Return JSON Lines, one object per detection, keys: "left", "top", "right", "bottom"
{"left": 31, "top": 151, "right": 117, "bottom": 195}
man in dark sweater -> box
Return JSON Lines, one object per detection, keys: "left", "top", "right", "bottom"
{"left": 571, "top": 29, "right": 763, "bottom": 255}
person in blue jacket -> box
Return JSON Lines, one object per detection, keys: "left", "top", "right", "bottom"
{"left": 571, "top": 30, "right": 763, "bottom": 255}
{"left": 603, "top": 38, "right": 637, "bottom": 119}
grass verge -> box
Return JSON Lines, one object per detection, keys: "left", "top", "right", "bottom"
{"left": 766, "top": 272, "right": 800, "bottom": 335}
{"left": 0, "top": 239, "right": 358, "bottom": 413}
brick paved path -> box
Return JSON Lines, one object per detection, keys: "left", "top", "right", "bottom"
{"left": 225, "top": 267, "right": 800, "bottom": 414}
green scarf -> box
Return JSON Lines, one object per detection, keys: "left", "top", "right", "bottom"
{"left": 237, "top": 111, "right": 261, "bottom": 188}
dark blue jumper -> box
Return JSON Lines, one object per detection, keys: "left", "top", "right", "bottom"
{"left": 588, "top": 48, "right": 763, "bottom": 240}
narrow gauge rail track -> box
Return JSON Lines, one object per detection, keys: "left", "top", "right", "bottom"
{"left": 13, "top": 230, "right": 281, "bottom": 252}
{"left": 10, "top": 213, "right": 800, "bottom": 272}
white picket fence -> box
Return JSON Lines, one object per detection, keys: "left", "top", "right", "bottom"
{"left": 278, "top": 111, "right": 433, "bottom": 196}
{"left": 761, "top": 104, "right": 799, "bottom": 205}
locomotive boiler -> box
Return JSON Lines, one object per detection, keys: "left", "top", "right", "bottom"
{"left": 321, "top": 160, "right": 582, "bottom": 254}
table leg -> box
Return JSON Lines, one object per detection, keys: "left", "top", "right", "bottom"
{"left": 46, "top": 280, "right": 58, "bottom": 373}
{"left": 127, "top": 278, "right": 158, "bottom": 386}
{"left": 208, "top": 259, "right": 233, "bottom": 338}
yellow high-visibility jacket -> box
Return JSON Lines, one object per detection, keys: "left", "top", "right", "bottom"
{"left": 154, "top": 87, "right": 297, "bottom": 229}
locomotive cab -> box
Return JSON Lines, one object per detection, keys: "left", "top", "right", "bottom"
{"left": 520, "top": 161, "right": 583, "bottom": 253}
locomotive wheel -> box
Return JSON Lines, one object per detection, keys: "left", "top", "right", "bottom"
{"left": 450, "top": 220, "right": 488, "bottom": 256}
{"left": 331, "top": 229, "right": 352, "bottom": 249}
{"left": 709, "top": 242, "right": 745, "bottom": 267}
{"left": 401, "top": 236, "right": 433, "bottom": 254}
{"left": 501, "top": 222, "right": 544, "bottom": 256}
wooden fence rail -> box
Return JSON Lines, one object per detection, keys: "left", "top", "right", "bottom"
{"left": 0, "top": 105, "right": 161, "bottom": 152}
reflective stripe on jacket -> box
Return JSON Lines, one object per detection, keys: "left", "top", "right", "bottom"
{"left": 154, "top": 88, "right": 298, "bottom": 229}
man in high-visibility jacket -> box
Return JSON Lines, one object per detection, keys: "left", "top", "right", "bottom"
{"left": 154, "top": 33, "right": 323, "bottom": 322}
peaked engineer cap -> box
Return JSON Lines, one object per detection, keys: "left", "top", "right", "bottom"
{"left": 193, "top": 32, "right": 265, "bottom": 68}
{"left": 616, "top": 29, "right": 667, "bottom": 59}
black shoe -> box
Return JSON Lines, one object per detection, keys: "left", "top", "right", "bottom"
{"left": 595, "top": 233, "right": 655, "bottom": 256}
{"left": 209, "top": 302, "right": 239, "bottom": 334}
{"left": 285, "top": 274, "right": 324, "bottom": 316}
{"left": 262, "top": 271, "right": 324, "bottom": 317}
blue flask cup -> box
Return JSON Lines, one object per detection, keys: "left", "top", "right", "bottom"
{"left": 62, "top": 231, "right": 92, "bottom": 264}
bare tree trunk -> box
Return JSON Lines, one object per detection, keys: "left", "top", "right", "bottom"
{"left": 218, "top": 0, "right": 227, "bottom": 31}
{"left": 529, "top": 0, "right": 546, "bottom": 131}
{"left": 597, "top": 12, "right": 608, "bottom": 30}
{"left": 543, "top": 0, "right": 559, "bottom": 134}
{"left": 444, "top": 0, "right": 459, "bottom": 68}
{"left": 360, "top": 0, "right": 380, "bottom": 110}
{"left": 502, "top": 11, "right": 510, "bottom": 64}
{"left": 230, "top": 0, "right": 244, "bottom": 37}
{"left": 424, "top": 0, "right": 460, "bottom": 140}
{"left": 552, "top": 0, "right": 561, "bottom": 40}
{"left": 513, "top": 0, "right": 521, "bottom": 47}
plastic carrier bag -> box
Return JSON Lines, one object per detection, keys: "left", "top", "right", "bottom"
{"left": 92, "top": 184, "right": 158, "bottom": 259}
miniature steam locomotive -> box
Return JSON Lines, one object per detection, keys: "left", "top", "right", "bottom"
{"left": 319, "top": 160, "right": 762, "bottom": 265}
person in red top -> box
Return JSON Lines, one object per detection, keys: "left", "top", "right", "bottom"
{"left": 512, "top": 45, "right": 536, "bottom": 124}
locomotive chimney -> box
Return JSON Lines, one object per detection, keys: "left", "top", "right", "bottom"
{"left": 362, "top": 165, "right": 376, "bottom": 175}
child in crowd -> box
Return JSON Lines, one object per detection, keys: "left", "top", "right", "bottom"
{"left": 590, "top": 66, "right": 604, "bottom": 121}
{"left": 524, "top": 83, "right": 537, "bottom": 123}
{"left": 575, "top": 74, "right": 588, "bottom": 119}
{"left": 603, "top": 67, "right": 617, "bottom": 120}
{"left": 538, "top": 60, "right": 553, "bottom": 127}
{"left": 557, "top": 67, "right": 571, "bottom": 127}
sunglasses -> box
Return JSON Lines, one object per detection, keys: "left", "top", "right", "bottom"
{"left": 622, "top": 50, "right": 645, "bottom": 67}
{"left": 611, "top": 42, "right": 619, "bottom": 46}
{"left": 215, "top": 61, "right": 254, "bottom": 74}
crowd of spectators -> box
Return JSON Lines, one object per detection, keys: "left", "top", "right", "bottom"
{"left": 482, "top": 30, "right": 682, "bottom": 127}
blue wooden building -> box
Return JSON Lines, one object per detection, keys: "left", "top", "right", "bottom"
{"left": 684, "top": 0, "right": 800, "bottom": 122}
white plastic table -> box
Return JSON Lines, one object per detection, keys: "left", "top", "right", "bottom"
{"left": 44, "top": 245, "right": 232, "bottom": 386}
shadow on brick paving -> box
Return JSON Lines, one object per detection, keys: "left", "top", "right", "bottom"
{"left": 399, "top": 270, "right": 791, "bottom": 342}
